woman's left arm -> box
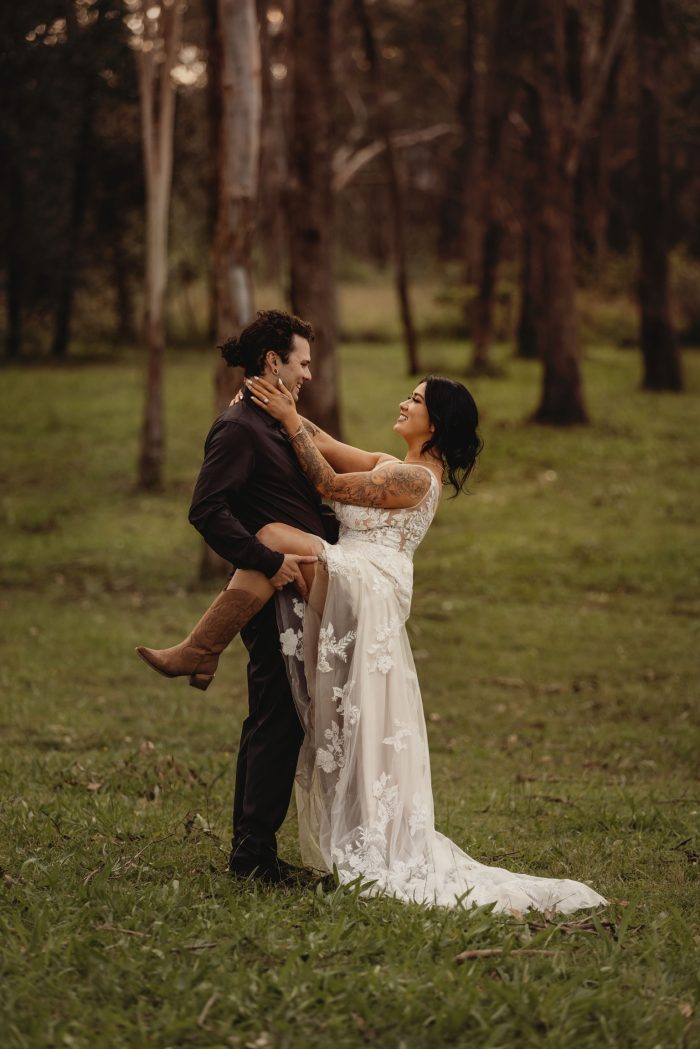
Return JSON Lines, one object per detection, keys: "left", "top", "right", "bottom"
{"left": 247, "top": 377, "right": 429, "bottom": 510}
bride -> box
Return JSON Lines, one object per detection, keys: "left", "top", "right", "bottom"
{"left": 138, "top": 374, "right": 606, "bottom": 914}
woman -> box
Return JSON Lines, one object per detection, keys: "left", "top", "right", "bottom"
{"left": 139, "top": 375, "right": 606, "bottom": 913}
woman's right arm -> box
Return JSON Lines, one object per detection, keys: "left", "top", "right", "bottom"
{"left": 298, "top": 417, "right": 397, "bottom": 473}
{"left": 290, "top": 432, "right": 430, "bottom": 509}
{"left": 247, "top": 376, "right": 429, "bottom": 509}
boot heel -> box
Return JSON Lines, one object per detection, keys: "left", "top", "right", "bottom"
{"left": 189, "top": 673, "right": 213, "bottom": 691}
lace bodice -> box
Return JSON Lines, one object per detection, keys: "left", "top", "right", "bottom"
{"left": 330, "top": 466, "right": 440, "bottom": 559}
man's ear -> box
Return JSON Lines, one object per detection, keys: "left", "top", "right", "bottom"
{"left": 265, "top": 351, "right": 279, "bottom": 374}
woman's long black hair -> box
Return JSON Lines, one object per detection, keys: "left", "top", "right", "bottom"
{"left": 421, "top": 376, "right": 483, "bottom": 496}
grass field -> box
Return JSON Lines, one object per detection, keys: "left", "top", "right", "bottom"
{"left": 1, "top": 337, "right": 699, "bottom": 1048}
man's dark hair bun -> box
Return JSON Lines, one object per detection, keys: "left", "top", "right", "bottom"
{"left": 220, "top": 335, "right": 245, "bottom": 368}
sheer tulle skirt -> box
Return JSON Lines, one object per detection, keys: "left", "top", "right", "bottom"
{"left": 277, "top": 539, "right": 606, "bottom": 914}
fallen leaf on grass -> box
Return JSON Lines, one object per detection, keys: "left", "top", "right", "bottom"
{"left": 679, "top": 1003, "right": 694, "bottom": 1019}
{"left": 353, "top": 1013, "right": 378, "bottom": 1041}
{"left": 198, "top": 991, "right": 219, "bottom": 1027}
{"left": 528, "top": 916, "right": 616, "bottom": 936}
{"left": 96, "top": 924, "right": 148, "bottom": 938}
{"left": 455, "top": 948, "right": 558, "bottom": 963}
{"left": 86, "top": 782, "right": 102, "bottom": 792}
{"left": 173, "top": 941, "right": 218, "bottom": 952}
{"left": 184, "top": 812, "right": 217, "bottom": 837}
{"left": 529, "top": 794, "right": 574, "bottom": 806}
{"left": 245, "top": 1035, "right": 272, "bottom": 1049}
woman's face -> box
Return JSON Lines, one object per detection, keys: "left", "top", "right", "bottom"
{"left": 394, "top": 382, "right": 432, "bottom": 443}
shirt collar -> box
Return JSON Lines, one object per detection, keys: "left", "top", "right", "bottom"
{"left": 242, "top": 386, "right": 284, "bottom": 431}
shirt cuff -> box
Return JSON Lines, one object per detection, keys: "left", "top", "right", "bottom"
{"left": 258, "top": 545, "right": 285, "bottom": 579}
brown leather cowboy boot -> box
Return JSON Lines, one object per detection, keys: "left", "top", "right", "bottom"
{"left": 135, "top": 589, "right": 265, "bottom": 691}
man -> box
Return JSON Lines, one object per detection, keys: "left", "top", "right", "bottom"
{"left": 188, "top": 310, "right": 339, "bottom": 883}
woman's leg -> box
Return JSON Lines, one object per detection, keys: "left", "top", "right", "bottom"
{"left": 227, "top": 523, "right": 324, "bottom": 601}
{"left": 136, "top": 524, "right": 324, "bottom": 690}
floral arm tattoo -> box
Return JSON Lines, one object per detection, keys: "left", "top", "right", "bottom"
{"left": 289, "top": 427, "right": 431, "bottom": 509}
{"left": 300, "top": 417, "right": 321, "bottom": 439}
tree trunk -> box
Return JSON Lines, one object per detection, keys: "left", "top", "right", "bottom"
{"left": 136, "top": 1, "right": 183, "bottom": 490}
{"left": 52, "top": 76, "right": 95, "bottom": 359}
{"left": 533, "top": 164, "right": 587, "bottom": 423}
{"left": 5, "top": 151, "right": 23, "bottom": 359}
{"left": 528, "top": 1, "right": 588, "bottom": 425}
{"left": 462, "top": 0, "right": 489, "bottom": 283}
{"left": 581, "top": 0, "right": 624, "bottom": 259}
{"left": 212, "top": 0, "right": 261, "bottom": 410}
{"left": 353, "top": 0, "right": 419, "bottom": 376}
{"left": 257, "top": 0, "right": 289, "bottom": 286}
{"left": 200, "top": 0, "right": 262, "bottom": 580}
{"left": 437, "top": 0, "right": 474, "bottom": 262}
{"left": 471, "top": 220, "right": 502, "bottom": 373}
{"left": 516, "top": 231, "right": 540, "bottom": 359}
{"left": 112, "top": 234, "right": 136, "bottom": 344}
{"left": 634, "top": 0, "right": 682, "bottom": 390}
{"left": 467, "top": 0, "right": 518, "bottom": 374}
{"left": 288, "top": 0, "right": 341, "bottom": 437}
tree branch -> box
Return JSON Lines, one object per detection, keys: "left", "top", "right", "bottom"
{"left": 333, "top": 123, "right": 457, "bottom": 191}
{"left": 565, "top": 0, "right": 634, "bottom": 176}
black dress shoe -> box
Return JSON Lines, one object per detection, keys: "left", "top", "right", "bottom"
{"left": 315, "top": 872, "right": 338, "bottom": 892}
{"left": 228, "top": 856, "right": 306, "bottom": 886}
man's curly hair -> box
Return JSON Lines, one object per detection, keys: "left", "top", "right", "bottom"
{"left": 219, "top": 310, "right": 314, "bottom": 376}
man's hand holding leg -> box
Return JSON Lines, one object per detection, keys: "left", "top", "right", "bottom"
{"left": 269, "top": 554, "right": 317, "bottom": 599}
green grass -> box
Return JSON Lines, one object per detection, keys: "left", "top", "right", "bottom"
{"left": 1, "top": 337, "right": 699, "bottom": 1048}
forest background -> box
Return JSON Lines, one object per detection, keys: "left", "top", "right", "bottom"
{"left": 1, "top": 2, "right": 699, "bottom": 1047}
{"left": 3, "top": 0, "right": 698, "bottom": 451}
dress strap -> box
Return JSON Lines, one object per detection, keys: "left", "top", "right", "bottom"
{"left": 370, "top": 460, "right": 441, "bottom": 507}
{"left": 409, "top": 463, "right": 440, "bottom": 485}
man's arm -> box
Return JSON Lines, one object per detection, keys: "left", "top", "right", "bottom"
{"left": 188, "top": 418, "right": 284, "bottom": 578}
{"left": 299, "top": 417, "right": 397, "bottom": 473}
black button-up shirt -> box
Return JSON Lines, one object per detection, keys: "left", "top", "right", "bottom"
{"left": 188, "top": 391, "right": 338, "bottom": 577}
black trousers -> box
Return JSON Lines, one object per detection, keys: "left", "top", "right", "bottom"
{"left": 230, "top": 598, "right": 304, "bottom": 865}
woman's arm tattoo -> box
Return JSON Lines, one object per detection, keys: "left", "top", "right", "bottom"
{"left": 290, "top": 428, "right": 431, "bottom": 509}
{"left": 300, "top": 417, "right": 321, "bottom": 439}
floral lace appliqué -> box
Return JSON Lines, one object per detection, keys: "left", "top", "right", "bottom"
{"left": 372, "top": 772, "right": 400, "bottom": 832}
{"left": 279, "top": 595, "right": 305, "bottom": 660}
{"left": 383, "top": 719, "right": 412, "bottom": 752}
{"left": 317, "top": 623, "right": 357, "bottom": 674}
{"left": 332, "top": 680, "right": 360, "bottom": 726}
{"left": 408, "top": 793, "right": 430, "bottom": 838}
{"left": 316, "top": 721, "right": 345, "bottom": 773}
{"left": 316, "top": 681, "right": 360, "bottom": 774}
{"left": 368, "top": 615, "right": 401, "bottom": 674}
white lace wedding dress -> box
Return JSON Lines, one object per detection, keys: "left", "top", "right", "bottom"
{"left": 277, "top": 465, "right": 606, "bottom": 913}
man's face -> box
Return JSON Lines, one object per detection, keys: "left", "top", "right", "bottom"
{"left": 276, "top": 335, "right": 312, "bottom": 401}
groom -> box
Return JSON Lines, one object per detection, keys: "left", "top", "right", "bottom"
{"left": 188, "top": 310, "right": 338, "bottom": 883}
